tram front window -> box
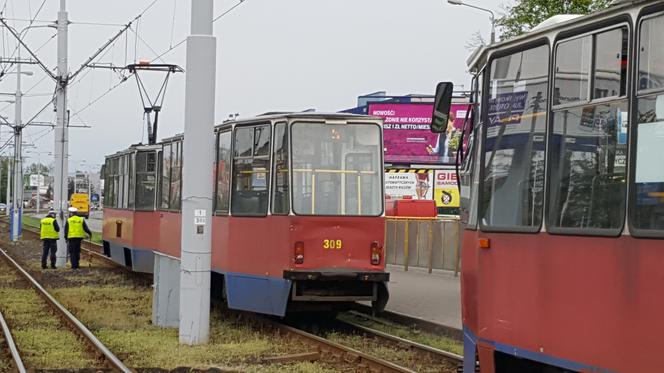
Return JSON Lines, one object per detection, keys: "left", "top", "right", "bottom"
{"left": 291, "top": 122, "right": 382, "bottom": 216}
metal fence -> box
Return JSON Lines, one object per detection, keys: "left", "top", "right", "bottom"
{"left": 385, "top": 217, "right": 461, "bottom": 276}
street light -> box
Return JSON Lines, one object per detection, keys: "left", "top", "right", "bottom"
{"left": 447, "top": 0, "right": 496, "bottom": 44}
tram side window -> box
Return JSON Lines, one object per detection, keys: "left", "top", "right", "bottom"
{"left": 215, "top": 131, "right": 232, "bottom": 214}
{"left": 633, "top": 14, "right": 664, "bottom": 233}
{"left": 272, "top": 123, "right": 289, "bottom": 215}
{"left": 135, "top": 152, "right": 157, "bottom": 210}
{"left": 170, "top": 141, "right": 182, "bottom": 210}
{"left": 639, "top": 14, "right": 664, "bottom": 90}
{"left": 548, "top": 27, "right": 629, "bottom": 232}
{"left": 160, "top": 143, "right": 172, "bottom": 210}
{"left": 232, "top": 125, "right": 271, "bottom": 216}
{"left": 481, "top": 44, "right": 549, "bottom": 230}
{"left": 554, "top": 36, "right": 591, "bottom": 104}
{"left": 128, "top": 153, "right": 135, "bottom": 209}
{"left": 119, "top": 155, "right": 127, "bottom": 209}
{"left": 112, "top": 157, "right": 119, "bottom": 208}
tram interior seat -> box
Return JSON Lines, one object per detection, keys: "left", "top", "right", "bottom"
{"left": 232, "top": 191, "right": 268, "bottom": 215}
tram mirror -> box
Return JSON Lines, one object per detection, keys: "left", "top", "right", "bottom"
{"left": 431, "top": 82, "right": 454, "bottom": 133}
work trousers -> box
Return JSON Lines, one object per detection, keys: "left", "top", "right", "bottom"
{"left": 67, "top": 238, "right": 83, "bottom": 269}
{"left": 41, "top": 239, "right": 57, "bottom": 269}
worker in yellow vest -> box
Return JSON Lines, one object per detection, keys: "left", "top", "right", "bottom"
{"left": 64, "top": 207, "right": 92, "bottom": 270}
{"left": 40, "top": 210, "right": 60, "bottom": 269}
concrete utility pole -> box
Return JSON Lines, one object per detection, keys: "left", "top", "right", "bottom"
{"left": 179, "top": 0, "right": 216, "bottom": 345}
{"left": 54, "top": 0, "right": 69, "bottom": 267}
{"left": 10, "top": 49, "right": 25, "bottom": 241}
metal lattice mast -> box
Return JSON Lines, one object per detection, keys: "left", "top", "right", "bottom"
{"left": 179, "top": 0, "right": 216, "bottom": 345}
{"left": 54, "top": 0, "right": 69, "bottom": 267}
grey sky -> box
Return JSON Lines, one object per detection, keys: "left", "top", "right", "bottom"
{"left": 0, "top": 0, "right": 503, "bottom": 172}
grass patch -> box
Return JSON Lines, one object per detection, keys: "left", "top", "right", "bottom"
{"left": 52, "top": 286, "right": 330, "bottom": 371}
{"left": 338, "top": 312, "right": 463, "bottom": 356}
{"left": 0, "top": 268, "right": 98, "bottom": 369}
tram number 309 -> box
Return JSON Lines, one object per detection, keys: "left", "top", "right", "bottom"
{"left": 323, "top": 239, "right": 343, "bottom": 250}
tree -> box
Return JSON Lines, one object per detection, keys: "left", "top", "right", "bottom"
{"left": 497, "top": 0, "right": 612, "bottom": 40}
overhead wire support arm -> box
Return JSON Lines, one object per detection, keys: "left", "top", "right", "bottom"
{"left": 0, "top": 17, "right": 56, "bottom": 81}
{"left": 69, "top": 21, "right": 134, "bottom": 82}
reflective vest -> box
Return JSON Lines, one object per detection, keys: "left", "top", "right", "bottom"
{"left": 40, "top": 217, "right": 59, "bottom": 240}
{"left": 67, "top": 216, "right": 86, "bottom": 239}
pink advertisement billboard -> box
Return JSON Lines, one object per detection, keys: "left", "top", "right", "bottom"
{"left": 368, "top": 102, "right": 469, "bottom": 164}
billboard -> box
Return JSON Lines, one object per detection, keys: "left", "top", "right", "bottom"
{"left": 368, "top": 102, "right": 469, "bottom": 165}
{"left": 29, "top": 174, "right": 45, "bottom": 187}
{"left": 434, "top": 169, "right": 459, "bottom": 214}
{"left": 384, "top": 170, "right": 433, "bottom": 200}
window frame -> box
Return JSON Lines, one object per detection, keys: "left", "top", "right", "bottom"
{"left": 553, "top": 23, "right": 630, "bottom": 111}
{"left": 478, "top": 39, "right": 551, "bottom": 234}
{"left": 134, "top": 150, "right": 158, "bottom": 211}
{"left": 214, "top": 129, "right": 232, "bottom": 215}
{"left": 271, "top": 121, "right": 291, "bottom": 216}
{"left": 628, "top": 9, "right": 664, "bottom": 238}
{"left": 230, "top": 122, "right": 272, "bottom": 217}
{"left": 545, "top": 20, "right": 633, "bottom": 237}
{"left": 289, "top": 120, "right": 385, "bottom": 218}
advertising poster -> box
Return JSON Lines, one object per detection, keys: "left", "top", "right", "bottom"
{"left": 368, "top": 103, "right": 469, "bottom": 165}
{"left": 434, "top": 169, "right": 459, "bottom": 214}
{"left": 487, "top": 91, "right": 529, "bottom": 127}
{"left": 384, "top": 170, "right": 433, "bottom": 200}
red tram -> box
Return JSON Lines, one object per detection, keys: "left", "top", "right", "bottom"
{"left": 433, "top": 1, "right": 664, "bottom": 372}
{"left": 102, "top": 113, "right": 389, "bottom": 316}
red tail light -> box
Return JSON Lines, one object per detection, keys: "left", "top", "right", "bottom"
{"left": 370, "top": 241, "right": 382, "bottom": 266}
{"left": 294, "top": 241, "right": 305, "bottom": 264}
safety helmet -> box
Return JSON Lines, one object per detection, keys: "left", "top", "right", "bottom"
{"left": 68, "top": 207, "right": 78, "bottom": 213}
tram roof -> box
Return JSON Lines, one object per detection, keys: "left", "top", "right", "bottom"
{"left": 467, "top": 0, "right": 656, "bottom": 70}
{"left": 214, "top": 111, "right": 383, "bottom": 131}
{"left": 106, "top": 143, "right": 162, "bottom": 158}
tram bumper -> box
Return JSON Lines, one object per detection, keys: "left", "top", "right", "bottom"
{"left": 283, "top": 270, "right": 389, "bottom": 309}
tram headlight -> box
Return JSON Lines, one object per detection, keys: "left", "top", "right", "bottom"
{"left": 294, "top": 241, "right": 305, "bottom": 265}
{"left": 370, "top": 241, "right": 382, "bottom": 266}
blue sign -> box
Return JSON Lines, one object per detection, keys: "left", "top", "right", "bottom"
{"left": 91, "top": 193, "right": 100, "bottom": 202}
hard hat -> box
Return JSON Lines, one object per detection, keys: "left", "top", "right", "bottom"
{"left": 68, "top": 207, "right": 78, "bottom": 213}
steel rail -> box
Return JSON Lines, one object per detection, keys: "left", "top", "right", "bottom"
{"left": 0, "top": 309, "right": 26, "bottom": 373}
{"left": 350, "top": 306, "right": 464, "bottom": 342}
{"left": 338, "top": 319, "right": 464, "bottom": 363}
{"left": 0, "top": 249, "right": 132, "bottom": 373}
{"left": 269, "top": 319, "right": 417, "bottom": 373}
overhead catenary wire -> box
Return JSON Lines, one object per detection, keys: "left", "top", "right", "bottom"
{"left": 71, "top": 0, "right": 249, "bottom": 117}
{"left": 150, "top": 0, "right": 250, "bottom": 63}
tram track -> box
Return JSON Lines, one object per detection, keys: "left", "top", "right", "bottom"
{"left": 0, "top": 308, "right": 25, "bottom": 373}
{"left": 281, "top": 314, "right": 462, "bottom": 373}
{"left": 6, "top": 217, "right": 465, "bottom": 372}
{"left": 0, "top": 248, "right": 132, "bottom": 372}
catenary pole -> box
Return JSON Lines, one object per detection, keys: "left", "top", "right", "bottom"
{"left": 11, "top": 48, "right": 23, "bottom": 242}
{"left": 179, "top": 0, "right": 216, "bottom": 345}
{"left": 54, "top": 0, "right": 69, "bottom": 267}
{"left": 5, "top": 158, "right": 10, "bottom": 216}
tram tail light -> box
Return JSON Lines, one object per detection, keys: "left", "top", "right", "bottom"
{"left": 294, "top": 241, "right": 305, "bottom": 264}
{"left": 370, "top": 241, "right": 382, "bottom": 265}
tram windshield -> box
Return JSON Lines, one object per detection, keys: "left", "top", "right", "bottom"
{"left": 291, "top": 122, "right": 383, "bottom": 216}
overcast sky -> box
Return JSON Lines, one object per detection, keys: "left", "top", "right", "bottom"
{"left": 0, "top": 0, "right": 504, "bottom": 172}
